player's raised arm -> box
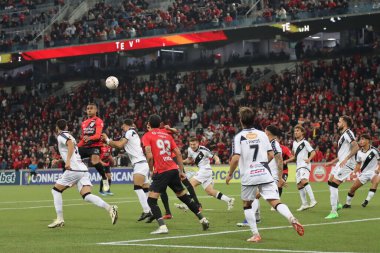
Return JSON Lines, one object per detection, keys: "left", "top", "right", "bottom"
{"left": 102, "top": 133, "right": 128, "bottom": 149}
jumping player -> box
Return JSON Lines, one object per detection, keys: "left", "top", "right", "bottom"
{"left": 78, "top": 103, "right": 109, "bottom": 192}
{"left": 99, "top": 142, "right": 114, "bottom": 195}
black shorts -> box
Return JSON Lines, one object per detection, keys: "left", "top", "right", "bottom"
{"left": 149, "top": 169, "right": 185, "bottom": 194}
{"left": 282, "top": 173, "right": 288, "bottom": 182}
{"left": 78, "top": 147, "right": 100, "bottom": 159}
{"left": 104, "top": 166, "right": 111, "bottom": 174}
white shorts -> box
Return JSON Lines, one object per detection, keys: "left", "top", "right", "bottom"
{"left": 358, "top": 171, "right": 378, "bottom": 185}
{"left": 56, "top": 170, "right": 92, "bottom": 192}
{"left": 296, "top": 167, "right": 310, "bottom": 184}
{"left": 133, "top": 162, "right": 150, "bottom": 184}
{"left": 193, "top": 169, "right": 213, "bottom": 189}
{"left": 241, "top": 182, "right": 279, "bottom": 201}
{"left": 270, "top": 167, "right": 279, "bottom": 182}
{"left": 331, "top": 163, "right": 353, "bottom": 182}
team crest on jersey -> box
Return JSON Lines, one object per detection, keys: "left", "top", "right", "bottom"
{"left": 89, "top": 121, "right": 95, "bottom": 127}
{"left": 246, "top": 133, "right": 257, "bottom": 140}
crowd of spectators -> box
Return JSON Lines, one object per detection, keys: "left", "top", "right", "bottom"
{"left": 1, "top": 53, "right": 379, "bottom": 170}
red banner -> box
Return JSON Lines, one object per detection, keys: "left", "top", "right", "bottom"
{"left": 20, "top": 30, "right": 227, "bottom": 61}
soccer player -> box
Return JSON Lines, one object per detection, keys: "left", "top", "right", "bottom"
{"left": 184, "top": 137, "right": 235, "bottom": 210}
{"left": 325, "top": 116, "right": 359, "bottom": 219}
{"left": 102, "top": 119, "right": 152, "bottom": 222}
{"left": 27, "top": 157, "right": 38, "bottom": 184}
{"left": 48, "top": 119, "right": 118, "bottom": 228}
{"left": 280, "top": 143, "right": 291, "bottom": 196}
{"left": 142, "top": 114, "right": 209, "bottom": 234}
{"left": 227, "top": 107, "right": 304, "bottom": 242}
{"left": 284, "top": 125, "right": 317, "bottom": 211}
{"left": 99, "top": 142, "right": 114, "bottom": 195}
{"left": 78, "top": 103, "right": 109, "bottom": 192}
{"left": 343, "top": 134, "right": 380, "bottom": 208}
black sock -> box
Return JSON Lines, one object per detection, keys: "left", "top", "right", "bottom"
{"left": 160, "top": 191, "right": 171, "bottom": 215}
{"left": 100, "top": 179, "right": 103, "bottom": 192}
{"left": 279, "top": 187, "right": 283, "bottom": 196}
{"left": 182, "top": 178, "right": 201, "bottom": 206}
{"left": 147, "top": 197, "right": 164, "bottom": 225}
{"left": 94, "top": 163, "right": 107, "bottom": 180}
{"left": 178, "top": 194, "right": 203, "bottom": 220}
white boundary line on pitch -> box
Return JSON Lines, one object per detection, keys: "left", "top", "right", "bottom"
{"left": 107, "top": 243, "right": 356, "bottom": 253}
{"left": 0, "top": 188, "right": 349, "bottom": 205}
{"left": 98, "top": 217, "right": 380, "bottom": 245}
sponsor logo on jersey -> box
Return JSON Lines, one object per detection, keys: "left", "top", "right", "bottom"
{"left": 246, "top": 133, "right": 257, "bottom": 140}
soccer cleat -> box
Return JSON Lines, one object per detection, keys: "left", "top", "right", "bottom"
{"left": 342, "top": 204, "right": 351, "bottom": 208}
{"left": 48, "top": 219, "right": 64, "bottom": 228}
{"left": 200, "top": 217, "right": 210, "bottom": 231}
{"left": 309, "top": 200, "right": 318, "bottom": 209}
{"left": 247, "top": 234, "right": 262, "bottom": 242}
{"left": 227, "top": 198, "right": 235, "bottom": 211}
{"left": 109, "top": 205, "right": 118, "bottom": 225}
{"left": 362, "top": 200, "right": 369, "bottom": 207}
{"left": 290, "top": 217, "right": 304, "bottom": 236}
{"left": 337, "top": 203, "right": 343, "bottom": 211}
{"left": 236, "top": 222, "right": 250, "bottom": 227}
{"left": 137, "top": 212, "right": 152, "bottom": 221}
{"left": 325, "top": 211, "right": 339, "bottom": 219}
{"left": 296, "top": 205, "right": 309, "bottom": 211}
{"left": 102, "top": 180, "right": 110, "bottom": 192}
{"left": 162, "top": 214, "right": 173, "bottom": 220}
{"left": 106, "top": 191, "right": 114, "bottom": 196}
{"left": 150, "top": 225, "right": 169, "bottom": 234}
{"left": 99, "top": 191, "right": 107, "bottom": 196}
{"left": 174, "top": 203, "right": 189, "bottom": 211}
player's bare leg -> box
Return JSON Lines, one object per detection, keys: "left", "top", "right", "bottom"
{"left": 343, "top": 179, "right": 363, "bottom": 208}
{"left": 203, "top": 182, "right": 235, "bottom": 210}
{"left": 91, "top": 155, "right": 109, "bottom": 192}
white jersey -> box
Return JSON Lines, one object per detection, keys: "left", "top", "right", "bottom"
{"left": 337, "top": 129, "right": 356, "bottom": 168}
{"left": 187, "top": 146, "right": 214, "bottom": 171}
{"left": 356, "top": 147, "right": 380, "bottom": 173}
{"left": 292, "top": 139, "right": 314, "bottom": 170}
{"left": 232, "top": 128, "right": 273, "bottom": 186}
{"left": 268, "top": 139, "right": 282, "bottom": 177}
{"left": 124, "top": 128, "right": 147, "bottom": 166}
{"left": 57, "top": 131, "right": 87, "bottom": 171}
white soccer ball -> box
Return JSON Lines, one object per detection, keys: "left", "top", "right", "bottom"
{"left": 105, "top": 76, "right": 119, "bottom": 89}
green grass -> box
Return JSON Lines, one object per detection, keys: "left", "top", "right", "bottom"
{"left": 0, "top": 182, "right": 379, "bottom": 253}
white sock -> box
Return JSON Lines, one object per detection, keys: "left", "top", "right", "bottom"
{"left": 346, "top": 194, "right": 353, "bottom": 205}
{"left": 216, "top": 192, "right": 231, "bottom": 203}
{"left": 304, "top": 184, "right": 315, "bottom": 202}
{"left": 299, "top": 188, "right": 308, "bottom": 206}
{"left": 135, "top": 189, "right": 151, "bottom": 213}
{"left": 244, "top": 201, "right": 259, "bottom": 235}
{"left": 255, "top": 199, "right": 261, "bottom": 221}
{"left": 84, "top": 194, "right": 111, "bottom": 211}
{"left": 366, "top": 190, "right": 376, "bottom": 201}
{"left": 329, "top": 186, "right": 338, "bottom": 212}
{"left": 276, "top": 203, "right": 293, "bottom": 220}
{"left": 51, "top": 189, "right": 63, "bottom": 220}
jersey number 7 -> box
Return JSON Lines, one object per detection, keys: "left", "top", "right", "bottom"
{"left": 250, "top": 144, "right": 259, "bottom": 161}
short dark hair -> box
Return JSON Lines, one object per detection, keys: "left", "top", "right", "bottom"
{"left": 56, "top": 119, "right": 67, "bottom": 131}
{"left": 266, "top": 125, "right": 282, "bottom": 137}
{"left": 360, "top": 133, "right": 371, "bottom": 141}
{"left": 239, "top": 107, "right": 255, "bottom": 128}
{"left": 340, "top": 115, "right": 353, "bottom": 128}
{"left": 189, "top": 137, "right": 199, "bottom": 142}
{"left": 148, "top": 114, "right": 161, "bottom": 128}
{"left": 294, "top": 124, "right": 305, "bottom": 134}
{"left": 87, "top": 102, "right": 97, "bottom": 108}
{"left": 123, "top": 119, "right": 133, "bottom": 126}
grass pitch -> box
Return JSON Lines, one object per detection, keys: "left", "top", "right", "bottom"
{"left": 0, "top": 182, "right": 379, "bottom": 253}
